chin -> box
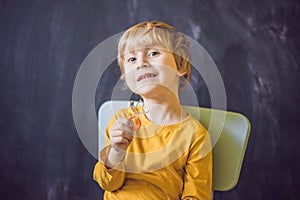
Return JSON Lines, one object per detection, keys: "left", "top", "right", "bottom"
{"left": 133, "top": 84, "right": 159, "bottom": 96}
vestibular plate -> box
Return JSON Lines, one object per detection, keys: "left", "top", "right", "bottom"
{"left": 128, "top": 115, "right": 141, "bottom": 130}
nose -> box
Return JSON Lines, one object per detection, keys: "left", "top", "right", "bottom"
{"left": 136, "top": 55, "right": 149, "bottom": 70}
{"left": 137, "top": 62, "right": 149, "bottom": 70}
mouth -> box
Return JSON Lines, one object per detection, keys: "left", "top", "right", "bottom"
{"left": 137, "top": 73, "right": 157, "bottom": 81}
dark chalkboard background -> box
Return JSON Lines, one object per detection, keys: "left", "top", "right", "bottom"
{"left": 1, "top": 0, "right": 299, "bottom": 199}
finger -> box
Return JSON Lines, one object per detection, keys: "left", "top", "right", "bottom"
{"left": 112, "top": 123, "right": 133, "bottom": 136}
{"left": 111, "top": 130, "right": 133, "bottom": 142}
{"left": 115, "top": 118, "right": 134, "bottom": 129}
{"left": 111, "top": 137, "right": 131, "bottom": 149}
{"left": 120, "top": 131, "right": 133, "bottom": 141}
{"left": 112, "top": 136, "right": 129, "bottom": 144}
{"left": 113, "top": 143, "right": 129, "bottom": 151}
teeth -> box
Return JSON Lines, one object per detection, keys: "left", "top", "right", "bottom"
{"left": 140, "top": 74, "right": 155, "bottom": 80}
{"left": 145, "top": 74, "right": 154, "bottom": 78}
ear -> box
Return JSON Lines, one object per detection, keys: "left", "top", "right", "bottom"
{"left": 176, "top": 56, "right": 188, "bottom": 77}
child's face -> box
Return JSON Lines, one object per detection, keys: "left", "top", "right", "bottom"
{"left": 123, "top": 47, "right": 180, "bottom": 97}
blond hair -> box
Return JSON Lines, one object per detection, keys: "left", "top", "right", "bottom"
{"left": 117, "top": 21, "right": 191, "bottom": 83}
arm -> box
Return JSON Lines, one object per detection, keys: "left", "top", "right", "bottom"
{"left": 93, "top": 117, "right": 133, "bottom": 192}
{"left": 181, "top": 129, "right": 213, "bottom": 200}
{"left": 93, "top": 147, "right": 126, "bottom": 192}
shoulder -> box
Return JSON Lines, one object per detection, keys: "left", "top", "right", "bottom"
{"left": 185, "top": 115, "right": 212, "bottom": 157}
{"left": 105, "top": 107, "right": 133, "bottom": 129}
{"left": 112, "top": 107, "right": 134, "bottom": 119}
{"left": 184, "top": 114, "right": 208, "bottom": 136}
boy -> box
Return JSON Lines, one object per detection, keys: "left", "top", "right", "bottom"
{"left": 93, "top": 21, "right": 212, "bottom": 200}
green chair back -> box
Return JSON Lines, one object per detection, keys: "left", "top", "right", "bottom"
{"left": 98, "top": 100, "right": 251, "bottom": 192}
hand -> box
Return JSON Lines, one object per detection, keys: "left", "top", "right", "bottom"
{"left": 109, "top": 117, "right": 134, "bottom": 152}
{"left": 106, "top": 118, "right": 134, "bottom": 168}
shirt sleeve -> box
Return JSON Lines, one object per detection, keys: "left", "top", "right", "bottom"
{"left": 93, "top": 116, "right": 126, "bottom": 192}
{"left": 181, "top": 127, "right": 213, "bottom": 200}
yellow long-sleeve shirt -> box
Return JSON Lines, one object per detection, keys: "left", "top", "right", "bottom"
{"left": 93, "top": 107, "right": 212, "bottom": 200}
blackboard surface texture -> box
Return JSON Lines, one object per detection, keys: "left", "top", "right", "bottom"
{"left": 1, "top": 0, "right": 299, "bottom": 199}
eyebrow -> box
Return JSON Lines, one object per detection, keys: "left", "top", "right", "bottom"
{"left": 126, "top": 46, "right": 164, "bottom": 54}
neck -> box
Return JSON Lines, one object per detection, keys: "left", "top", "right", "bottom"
{"left": 142, "top": 94, "right": 187, "bottom": 125}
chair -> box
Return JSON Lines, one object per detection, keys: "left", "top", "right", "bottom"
{"left": 98, "top": 100, "right": 251, "bottom": 198}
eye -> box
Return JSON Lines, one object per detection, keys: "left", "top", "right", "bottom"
{"left": 127, "top": 57, "right": 136, "bottom": 63}
{"left": 148, "top": 51, "right": 159, "bottom": 57}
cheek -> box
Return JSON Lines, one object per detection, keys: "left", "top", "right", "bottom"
{"left": 161, "top": 64, "right": 178, "bottom": 77}
{"left": 123, "top": 65, "right": 134, "bottom": 78}
{"left": 123, "top": 70, "right": 136, "bottom": 88}
{"left": 160, "top": 68, "right": 179, "bottom": 87}
{"left": 161, "top": 53, "right": 177, "bottom": 69}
